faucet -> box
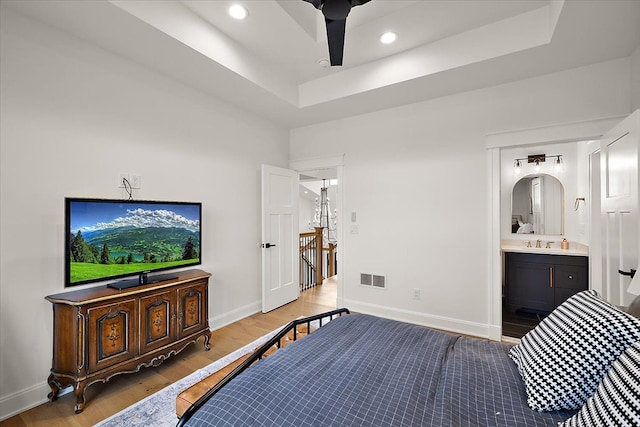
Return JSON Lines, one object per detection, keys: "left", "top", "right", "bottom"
{"left": 535, "top": 240, "right": 541, "bottom": 248}
{"left": 546, "top": 241, "right": 554, "bottom": 249}
{"left": 526, "top": 241, "right": 532, "bottom": 248}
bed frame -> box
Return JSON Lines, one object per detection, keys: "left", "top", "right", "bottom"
{"left": 177, "top": 308, "right": 351, "bottom": 426}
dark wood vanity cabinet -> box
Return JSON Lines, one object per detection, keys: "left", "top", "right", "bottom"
{"left": 504, "top": 252, "right": 588, "bottom": 313}
{"left": 45, "top": 269, "right": 211, "bottom": 414}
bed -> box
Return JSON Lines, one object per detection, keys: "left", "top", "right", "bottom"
{"left": 177, "top": 292, "right": 640, "bottom": 427}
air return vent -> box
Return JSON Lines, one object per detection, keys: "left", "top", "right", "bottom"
{"left": 361, "top": 273, "right": 386, "bottom": 289}
{"left": 372, "top": 275, "right": 386, "bottom": 288}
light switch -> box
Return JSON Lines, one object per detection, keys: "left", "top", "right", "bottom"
{"left": 350, "top": 224, "right": 359, "bottom": 234}
{"left": 351, "top": 212, "right": 357, "bottom": 222}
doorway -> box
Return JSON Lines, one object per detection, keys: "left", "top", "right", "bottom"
{"left": 298, "top": 168, "right": 339, "bottom": 297}
{"left": 290, "top": 156, "right": 344, "bottom": 308}
{"left": 487, "top": 115, "right": 628, "bottom": 341}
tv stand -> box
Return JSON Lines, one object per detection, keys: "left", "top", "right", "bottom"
{"left": 107, "top": 272, "right": 179, "bottom": 290}
{"left": 45, "top": 269, "right": 211, "bottom": 414}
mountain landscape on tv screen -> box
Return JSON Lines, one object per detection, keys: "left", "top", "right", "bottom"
{"left": 82, "top": 227, "right": 199, "bottom": 261}
{"left": 68, "top": 204, "right": 201, "bottom": 284}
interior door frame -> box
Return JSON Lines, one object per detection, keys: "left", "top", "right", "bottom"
{"left": 290, "top": 155, "right": 345, "bottom": 307}
{"left": 485, "top": 115, "right": 626, "bottom": 341}
{"left": 599, "top": 111, "right": 640, "bottom": 306}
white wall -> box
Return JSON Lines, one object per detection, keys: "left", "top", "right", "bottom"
{"left": 632, "top": 45, "right": 640, "bottom": 111}
{"left": 291, "top": 57, "right": 632, "bottom": 338}
{"left": 299, "top": 192, "right": 315, "bottom": 232}
{"left": 0, "top": 9, "right": 289, "bottom": 419}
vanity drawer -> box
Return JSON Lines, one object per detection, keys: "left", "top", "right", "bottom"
{"left": 554, "top": 264, "right": 587, "bottom": 290}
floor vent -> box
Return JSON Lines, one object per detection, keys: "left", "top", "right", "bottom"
{"left": 361, "top": 273, "right": 386, "bottom": 289}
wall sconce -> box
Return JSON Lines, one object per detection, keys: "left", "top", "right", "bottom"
{"left": 553, "top": 155, "right": 563, "bottom": 172}
{"left": 513, "top": 154, "right": 563, "bottom": 173}
{"left": 514, "top": 159, "right": 522, "bottom": 175}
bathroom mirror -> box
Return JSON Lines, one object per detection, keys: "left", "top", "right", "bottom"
{"left": 511, "top": 174, "right": 564, "bottom": 235}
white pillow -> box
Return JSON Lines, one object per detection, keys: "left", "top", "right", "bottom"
{"left": 516, "top": 223, "right": 533, "bottom": 234}
{"left": 559, "top": 341, "right": 640, "bottom": 426}
{"left": 509, "top": 290, "right": 640, "bottom": 411}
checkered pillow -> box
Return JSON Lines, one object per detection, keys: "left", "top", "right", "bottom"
{"left": 559, "top": 341, "right": 640, "bottom": 426}
{"left": 509, "top": 290, "right": 640, "bottom": 411}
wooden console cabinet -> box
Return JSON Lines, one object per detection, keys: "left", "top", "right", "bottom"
{"left": 504, "top": 252, "right": 588, "bottom": 313}
{"left": 45, "top": 269, "right": 211, "bottom": 413}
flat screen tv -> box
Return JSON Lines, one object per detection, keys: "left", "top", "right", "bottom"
{"left": 65, "top": 198, "right": 201, "bottom": 289}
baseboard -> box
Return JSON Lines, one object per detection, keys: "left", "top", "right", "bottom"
{"left": 0, "top": 381, "right": 52, "bottom": 422}
{"left": 343, "top": 299, "right": 491, "bottom": 339}
{"left": 208, "top": 300, "right": 261, "bottom": 331}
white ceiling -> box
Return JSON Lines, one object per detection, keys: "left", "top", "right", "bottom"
{"left": 5, "top": 0, "right": 640, "bottom": 128}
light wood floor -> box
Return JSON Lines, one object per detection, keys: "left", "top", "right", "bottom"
{"left": 1, "top": 278, "right": 337, "bottom": 427}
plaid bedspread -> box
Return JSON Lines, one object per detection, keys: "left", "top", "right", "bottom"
{"left": 184, "top": 314, "right": 575, "bottom": 426}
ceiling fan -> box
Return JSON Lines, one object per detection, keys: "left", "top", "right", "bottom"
{"left": 303, "top": 0, "right": 372, "bottom": 66}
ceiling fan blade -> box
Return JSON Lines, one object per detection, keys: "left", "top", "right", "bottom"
{"left": 325, "top": 17, "right": 346, "bottom": 66}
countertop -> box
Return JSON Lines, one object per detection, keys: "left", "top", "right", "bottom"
{"left": 501, "top": 239, "right": 588, "bottom": 257}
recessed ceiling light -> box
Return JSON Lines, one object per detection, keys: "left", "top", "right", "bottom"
{"left": 228, "top": 4, "right": 248, "bottom": 20}
{"left": 318, "top": 59, "right": 330, "bottom": 68}
{"left": 379, "top": 32, "right": 397, "bottom": 44}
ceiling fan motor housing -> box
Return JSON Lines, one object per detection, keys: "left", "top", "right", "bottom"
{"left": 304, "top": 0, "right": 372, "bottom": 66}
{"left": 321, "top": 0, "right": 352, "bottom": 20}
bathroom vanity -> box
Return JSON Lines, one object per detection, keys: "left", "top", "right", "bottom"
{"left": 503, "top": 248, "right": 588, "bottom": 314}
{"left": 504, "top": 169, "right": 589, "bottom": 325}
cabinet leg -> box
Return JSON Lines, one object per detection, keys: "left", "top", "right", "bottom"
{"left": 73, "top": 380, "right": 87, "bottom": 414}
{"left": 203, "top": 331, "right": 211, "bottom": 351}
{"left": 47, "top": 374, "right": 61, "bottom": 401}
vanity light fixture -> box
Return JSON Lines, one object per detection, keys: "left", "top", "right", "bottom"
{"left": 554, "top": 155, "right": 563, "bottom": 172}
{"left": 533, "top": 160, "right": 541, "bottom": 173}
{"left": 513, "top": 154, "right": 563, "bottom": 173}
{"left": 514, "top": 159, "right": 522, "bottom": 175}
{"left": 228, "top": 4, "right": 249, "bottom": 20}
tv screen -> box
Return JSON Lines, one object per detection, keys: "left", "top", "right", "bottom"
{"left": 65, "top": 198, "right": 202, "bottom": 287}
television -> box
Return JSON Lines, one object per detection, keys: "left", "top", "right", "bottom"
{"left": 65, "top": 198, "right": 202, "bottom": 289}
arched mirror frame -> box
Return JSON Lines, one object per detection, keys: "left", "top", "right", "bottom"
{"left": 510, "top": 173, "right": 565, "bottom": 236}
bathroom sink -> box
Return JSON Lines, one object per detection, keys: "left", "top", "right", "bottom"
{"left": 501, "top": 240, "right": 588, "bottom": 256}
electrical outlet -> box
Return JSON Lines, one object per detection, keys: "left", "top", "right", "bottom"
{"left": 130, "top": 174, "right": 141, "bottom": 189}
{"left": 118, "top": 173, "right": 130, "bottom": 188}
{"left": 412, "top": 288, "right": 420, "bottom": 300}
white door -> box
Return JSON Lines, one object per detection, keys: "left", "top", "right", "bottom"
{"left": 601, "top": 110, "right": 639, "bottom": 307}
{"left": 261, "top": 165, "right": 300, "bottom": 312}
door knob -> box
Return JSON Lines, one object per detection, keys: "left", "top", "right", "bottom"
{"left": 262, "top": 243, "right": 277, "bottom": 248}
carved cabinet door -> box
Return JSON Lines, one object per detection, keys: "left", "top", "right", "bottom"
{"left": 140, "top": 290, "right": 176, "bottom": 354}
{"left": 87, "top": 299, "right": 137, "bottom": 373}
{"left": 177, "top": 282, "right": 207, "bottom": 340}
